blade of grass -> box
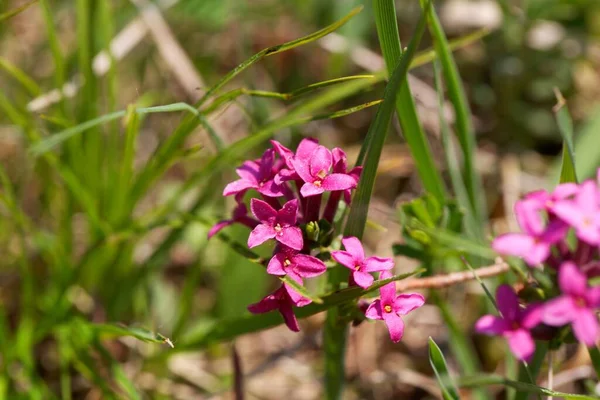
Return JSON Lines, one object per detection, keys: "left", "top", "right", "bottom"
{"left": 0, "top": 58, "right": 41, "bottom": 96}
{"left": 372, "top": 0, "right": 446, "bottom": 202}
{"left": 420, "top": 0, "right": 487, "bottom": 228}
{"left": 587, "top": 346, "right": 600, "bottom": 381}
{"left": 0, "top": 0, "right": 38, "bottom": 21}
{"left": 429, "top": 337, "right": 461, "bottom": 400}
{"left": 553, "top": 88, "right": 578, "bottom": 184}
{"left": 324, "top": 10, "right": 429, "bottom": 399}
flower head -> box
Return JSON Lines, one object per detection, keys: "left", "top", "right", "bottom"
{"left": 271, "top": 138, "right": 319, "bottom": 184}
{"left": 475, "top": 285, "right": 542, "bottom": 361}
{"left": 223, "top": 149, "right": 287, "bottom": 197}
{"left": 365, "top": 271, "right": 425, "bottom": 342}
{"left": 248, "top": 285, "right": 309, "bottom": 332}
{"left": 542, "top": 262, "right": 600, "bottom": 346}
{"left": 552, "top": 180, "right": 600, "bottom": 245}
{"left": 248, "top": 198, "right": 304, "bottom": 250}
{"left": 331, "top": 236, "right": 394, "bottom": 288}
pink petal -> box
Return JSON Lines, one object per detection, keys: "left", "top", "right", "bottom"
{"left": 553, "top": 183, "right": 579, "bottom": 200}
{"left": 520, "top": 303, "right": 543, "bottom": 329}
{"left": 331, "top": 147, "right": 348, "bottom": 173}
{"left": 278, "top": 226, "right": 303, "bottom": 251}
{"left": 207, "top": 219, "right": 233, "bottom": 239}
{"left": 258, "top": 149, "right": 275, "bottom": 178}
{"left": 247, "top": 224, "right": 276, "bottom": 248}
{"left": 250, "top": 198, "right": 277, "bottom": 222}
{"left": 382, "top": 312, "right": 405, "bottom": 342}
{"left": 393, "top": 293, "right": 425, "bottom": 315}
{"left": 270, "top": 140, "right": 295, "bottom": 167}
{"left": 290, "top": 158, "right": 313, "bottom": 183}
{"left": 363, "top": 256, "right": 394, "bottom": 272}
{"left": 543, "top": 295, "right": 576, "bottom": 326}
{"left": 572, "top": 308, "right": 600, "bottom": 346}
{"left": 506, "top": 329, "right": 535, "bottom": 361}
{"left": 235, "top": 161, "right": 260, "bottom": 182}
{"left": 248, "top": 295, "right": 279, "bottom": 314}
{"left": 492, "top": 233, "right": 534, "bottom": 259}
{"left": 279, "top": 300, "right": 300, "bottom": 332}
{"left": 291, "top": 254, "right": 326, "bottom": 278}
{"left": 275, "top": 168, "right": 297, "bottom": 184}
{"left": 353, "top": 270, "right": 374, "bottom": 288}
{"left": 341, "top": 236, "right": 365, "bottom": 261}
{"left": 577, "top": 224, "right": 600, "bottom": 245}
{"left": 295, "top": 138, "right": 319, "bottom": 161}
{"left": 586, "top": 287, "right": 600, "bottom": 307}
{"left": 258, "top": 180, "right": 287, "bottom": 197}
{"left": 559, "top": 262, "right": 587, "bottom": 296}
{"left": 309, "top": 146, "right": 332, "bottom": 178}
{"left": 331, "top": 250, "right": 356, "bottom": 269}
{"left": 266, "top": 253, "right": 286, "bottom": 275}
{"left": 577, "top": 180, "right": 599, "bottom": 215}
{"left": 523, "top": 242, "right": 550, "bottom": 267}
{"left": 277, "top": 199, "right": 299, "bottom": 226}
{"left": 365, "top": 300, "right": 383, "bottom": 320}
{"left": 321, "top": 173, "right": 357, "bottom": 191}
{"left": 515, "top": 200, "right": 545, "bottom": 235}
{"left": 475, "top": 315, "right": 509, "bottom": 335}
{"left": 540, "top": 220, "right": 569, "bottom": 244}
{"left": 223, "top": 179, "right": 257, "bottom": 196}
{"left": 496, "top": 284, "right": 519, "bottom": 322}
{"left": 553, "top": 201, "right": 585, "bottom": 230}
{"left": 299, "top": 182, "right": 325, "bottom": 197}
{"left": 284, "top": 273, "right": 310, "bottom": 306}
{"left": 379, "top": 281, "right": 396, "bottom": 306}
{"left": 232, "top": 202, "right": 249, "bottom": 219}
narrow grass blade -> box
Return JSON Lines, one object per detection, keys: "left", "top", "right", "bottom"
{"left": 0, "top": 0, "right": 38, "bottom": 21}
{"left": 420, "top": 0, "right": 486, "bottom": 227}
{"left": 429, "top": 337, "right": 461, "bottom": 400}
{"left": 588, "top": 346, "right": 600, "bottom": 381}
{"left": 458, "top": 374, "right": 597, "bottom": 400}
{"left": 373, "top": 0, "right": 446, "bottom": 202}
{"left": 553, "top": 89, "right": 578, "bottom": 184}
{"left": 90, "top": 323, "right": 174, "bottom": 347}
{"left": 0, "top": 58, "right": 41, "bottom": 96}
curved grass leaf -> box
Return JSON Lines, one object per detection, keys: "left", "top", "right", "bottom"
{"left": 0, "top": 58, "right": 41, "bottom": 96}
{"left": 429, "top": 337, "right": 461, "bottom": 400}
{"left": 0, "top": 0, "right": 38, "bottom": 22}
{"left": 91, "top": 323, "right": 174, "bottom": 347}
{"left": 553, "top": 89, "right": 578, "bottom": 184}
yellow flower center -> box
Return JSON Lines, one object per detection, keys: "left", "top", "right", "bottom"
{"left": 317, "top": 170, "right": 327, "bottom": 179}
{"left": 284, "top": 259, "right": 292, "bottom": 267}
{"left": 384, "top": 305, "right": 392, "bottom": 313}
{"left": 274, "top": 224, "right": 283, "bottom": 235}
{"left": 354, "top": 264, "right": 361, "bottom": 271}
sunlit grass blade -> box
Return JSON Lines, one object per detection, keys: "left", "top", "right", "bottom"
{"left": 429, "top": 337, "right": 461, "bottom": 400}
{"left": 90, "top": 323, "right": 174, "bottom": 347}
{"left": 458, "top": 374, "right": 597, "bottom": 400}
{"left": 0, "top": 0, "right": 38, "bottom": 21}
{"left": 196, "top": 6, "right": 364, "bottom": 107}
{"left": 553, "top": 89, "right": 578, "bottom": 184}
{"left": 0, "top": 58, "right": 41, "bottom": 96}
{"left": 373, "top": 0, "right": 446, "bottom": 202}
{"left": 420, "top": 0, "right": 486, "bottom": 227}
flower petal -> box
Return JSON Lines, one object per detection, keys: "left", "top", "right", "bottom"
{"left": 586, "top": 286, "right": 600, "bottom": 308}
{"left": 341, "top": 236, "right": 364, "bottom": 261}
{"left": 290, "top": 158, "right": 313, "bottom": 183}
{"left": 291, "top": 254, "right": 326, "bottom": 278}
{"left": 207, "top": 219, "right": 233, "bottom": 239}
{"left": 258, "top": 149, "right": 275, "bottom": 179}
{"left": 543, "top": 295, "right": 576, "bottom": 326}
{"left": 577, "top": 180, "right": 599, "bottom": 215}
{"left": 475, "top": 315, "right": 509, "bottom": 335}
{"left": 553, "top": 183, "right": 579, "bottom": 200}
{"left": 382, "top": 312, "right": 405, "bottom": 343}
{"left": 278, "top": 226, "right": 303, "bottom": 251}
{"left": 524, "top": 242, "right": 550, "bottom": 266}
{"left": 331, "top": 147, "right": 348, "bottom": 173}
{"left": 279, "top": 299, "right": 300, "bottom": 332}
{"left": 572, "top": 308, "right": 600, "bottom": 347}
{"left": 277, "top": 199, "right": 299, "bottom": 226}
{"left": 235, "top": 161, "right": 260, "bottom": 182}
{"left": 520, "top": 303, "right": 543, "bottom": 329}
{"left": 379, "top": 281, "right": 396, "bottom": 306}
{"left": 284, "top": 273, "right": 311, "bottom": 306}
{"left": 223, "top": 178, "right": 257, "bottom": 196}
{"left": 250, "top": 198, "right": 277, "bottom": 223}
{"left": 365, "top": 300, "right": 383, "bottom": 320}
{"left": 247, "top": 224, "right": 276, "bottom": 248}
{"left": 393, "top": 293, "right": 425, "bottom": 315}
{"left": 363, "top": 256, "right": 394, "bottom": 272}
{"left": 266, "top": 253, "right": 286, "bottom": 275}
{"left": 353, "top": 270, "right": 374, "bottom": 289}
{"left": 248, "top": 294, "right": 279, "bottom": 314}
{"left": 515, "top": 200, "right": 545, "bottom": 235}
{"left": 496, "top": 284, "right": 519, "bottom": 322}
{"left": 309, "top": 146, "right": 332, "bottom": 178}
{"left": 321, "top": 173, "right": 357, "bottom": 191}
{"left": 331, "top": 250, "right": 356, "bottom": 269}
{"left": 295, "top": 138, "right": 319, "bottom": 161}
{"left": 270, "top": 140, "right": 295, "bottom": 168}
{"left": 300, "top": 182, "right": 325, "bottom": 197}
{"left": 558, "top": 261, "right": 587, "bottom": 296}
{"left": 492, "top": 233, "right": 534, "bottom": 259}
{"left": 506, "top": 329, "right": 535, "bottom": 361}
{"left": 258, "top": 179, "right": 287, "bottom": 197}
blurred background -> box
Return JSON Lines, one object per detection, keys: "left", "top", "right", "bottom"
{"left": 1, "top": 0, "right": 600, "bottom": 398}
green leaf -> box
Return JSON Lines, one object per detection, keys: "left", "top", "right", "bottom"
{"left": 429, "top": 337, "right": 461, "bottom": 400}
{"left": 553, "top": 89, "right": 578, "bottom": 184}
{"left": 458, "top": 374, "right": 598, "bottom": 400}
{"left": 0, "top": 58, "right": 41, "bottom": 96}
{"left": 588, "top": 346, "right": 600, "bottom": 382}
{"left": 90, "top": 323, "right": 174, "bottom": 347}
{"left": 280, "top": 276, "right": 323, "bottom": 304}
{"left": 0, "top": 0, "right": 38, "bottom": 22}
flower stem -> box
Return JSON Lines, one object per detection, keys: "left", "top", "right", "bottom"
{"left": 304, "top": 194, "right": 322, "bottom": 223}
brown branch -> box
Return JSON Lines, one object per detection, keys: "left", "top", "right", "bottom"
{"left": 396, "top": 259, "right": 509, "bottom": 292}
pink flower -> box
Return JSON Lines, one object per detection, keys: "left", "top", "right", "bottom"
{"left": 552, "top": 180, "right": 600, "bottom": 245}
{"left": 267, "top": 246, "right": 327, "bottom": 303}
{"left": 475, "top": 285, "right": 542, "bottom": 361}
{"left": 492, "top": 199, "right": 567, "bottom": 266}
{"left": 542, "top": 262, "right": 600, "bottom": 346}
{"left": 207, "top": 200, "right": 259, "bottom": 239}
{"left": 332, "top": 148, "right": 362, "bottom": 204}
{"left": 525, "top": 183, "right": 578, "bottom": 211}
{"left": 365, "top": 271, "right": 425, "bottom": 342}
{"left": 271, "top": 138, "right": 319, "bottom": 184}
{"left": 248, "top": 285, "right": 309, "bottom": 332}
{"left": 223, "top": 149, "right": 287, "bottom": 197}
{"left": 331, "top": 237, "right": 394, "bottom": 288}
{"left": 247, "top": 198, "right": 304, "bottom": 250}
{"left": 291, "top": 145, "right": 357, "bottom": 197}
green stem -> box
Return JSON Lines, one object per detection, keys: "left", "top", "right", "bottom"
{"left": 587, "top": 346, "right": 600, "bottom": 381}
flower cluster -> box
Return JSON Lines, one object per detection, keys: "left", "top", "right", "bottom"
{"left": 209, "top": 138, "right": 425, "bottom": 339}
{"left": 476, "top": 172, "right": 600, "bottom": 360}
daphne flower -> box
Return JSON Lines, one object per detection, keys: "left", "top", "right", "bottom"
{"left": 248, "top": 285, "right": 309, "bottom": 332}
{"left": 331, "top": 236, "right": 394, "bottom": 288}
{"left": 525, "top": 183, "right": 579, "bottom": 211}
{"left": 291, "top": 145, "right": 357, "bottom": 197}
{"left": 332, "top": 148, "right": 362, "bottom": 204}
{"left": 271, "top": 138, "right": 319, "bottom": 184}
{"left": 365, "top": 271, "right": 425, "bottom": 342}
{"left": 552, "top": 180, "right": 600, "bottom": 245}
{"left": 208, "top": 200, "right": 259, "bottom": 239}
{"left": 248, "top": 198, "right": 303, "bottom": 250}
{"left": 492, "top": 199, "right": 567, "bottom": 266}
{"left": 223, "top": 149, "right": 286, "bottom": 197}
{"left": 475, "top": 285, "right": 542, "bottom": 361}
{"left": 542, "top": 262, "right": 600, "bottom": 346}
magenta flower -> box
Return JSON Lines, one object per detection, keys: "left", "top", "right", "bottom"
{"left": 267, "top": 246, "right": 327, "bottom": 303}
{"left": 271, "top": 138, "right": 319, "bottom": 184}
{"left": 248, "top": 285, "right": 309, "bottom": 332}
{"left": 208, "top": 200, "right": 259, "bottom": 239}
{"left": 542, "top": 262, "right": 600, "bottom": 346}
{"left": 552, "top": 180, "right": 600, "bottom": 245}
{"left": 247, "top": 198, "right": 303, "bottom": 250}
{"left": 475, "top": 285, "right": 542, "bottom": 361}
{"left": 223, "top": 149, "right": 286, "bottom": 197}
{"left": 492, "top": 199, "right": 567, "bottom": 266}
{"left": 291, "top": 145, "right": 357, "bottom": 197}
{"left": 332, "top": 148, "right": 362, "bottom": 204}
{"left": 525, "top": 183, "right": 578, "bottom": 210}
{"left": 365, "top": 271, "right": 425, "bottom": 342}
{"left": 331, "top": 237, "right": 394, "bottom": 288}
